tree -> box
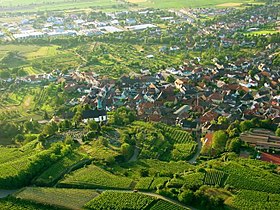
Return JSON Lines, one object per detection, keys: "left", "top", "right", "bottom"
{"left": 64, "top": 135, "right": 74, "bottom": 145}
{"left": 226, "top": 137, "right": 242, "bottom": 153}
{"left": 87, "top": 120, "right": 99, "bottom": 132}
{"left": 14, "top": 134, "right": 24, "bottom": 144}
{"left": 239, "top": 120, "right": 253, "bottom": 132}
{"left": 166, "top": 75, "right": 175, "bottom": 83}
{"left": 121, "top": 143, "right": 133, "bottom": 160}
{"left": 113, "top": 107, "right": 136, "bottom": 126}
{"left": 217, "top": 116, "right": 228, "bottom": 125}
{"left": 42, "top": 122, "right": 58, "bottom": 136}
{"left": 276, "top": 128, "right": 280, "bottom": 137}
{"left": 212, "top": 130, "right": 228, "bottom": 154}
{"left": 178, "top": 189, "right": 193, "bottom": 204}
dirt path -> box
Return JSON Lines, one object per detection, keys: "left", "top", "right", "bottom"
{"left": 128, "top": 146, "right": 140, "bottom": 162}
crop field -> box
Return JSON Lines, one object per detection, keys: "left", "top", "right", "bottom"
{"left": 229, "top": 190, "right": 280, "bottom": 210}
{"left": 0, "top": 141, "right": 39, "bottom": 183}
{"left": 203, "top": 169, "right": 227, "bottom": 186}
{"left": 156, "top": 123, "right": 194, "bottom": 144}
{"left": 0, "top": 141, "right": 37, "bottom": 164}
{"left": 118, "top": 159, "right": 195, "bottom": 177}
{"left": 34, "top": 152, "right": 88, "bottom": 186}
{"left": 172, "top": 143, "right": 197, "bottom": 160}
{"left": 0, "top": 0, "right": 256, "bottom": 13}
{"left": 85, "top": 191, "right": 156, "bottom": 210}
{"left": 212, "top": 161, "right": 280, "bottom": 193}
{"left": 59, "top": 164, "right": 133, "bottom": 189}
{"left": 0, "top": 0, "right": 127, "bottom": 13}
{"left": 135, "top": 177, "right": 169, "bottom": 190}
{"left": 0, "top": 44, "right": 78, "bottom": 75}
{"left": 149, "top": 200, "right": 186, "bottom": 210}
{"left": 129, "top": 0, "right": 255, "bottom": 8}
{"left": 14, "top": 187, "right": 99, "bottom": 210}
{"left": 0, "top": 197, "right": 57, "bottom": 210}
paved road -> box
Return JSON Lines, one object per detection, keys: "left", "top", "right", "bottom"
{"left": 188, "top": 130, "right": 202, "bottom": 164}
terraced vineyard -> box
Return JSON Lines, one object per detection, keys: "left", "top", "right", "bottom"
{"left": 0, "top": 142, "right": 70, "bottom": 188}
{"left": 85, "top": 191, "right": 156, "bottom": 210}
{"left": 230, "top": 190, "right": 280, "bottom": 210}
{"left": 34, "top": 152, "right": 88, "bottom": 186}
{"left": 0, "top": 197, "right": 58, "bottom": 210}
{"left": 172, "top": 143, "right": 197, "bottom": 160}
{"left": 149, "top": 200, "right": 186, "bottom": 210}
{"left": 221, "top": 162, "right": 280, "bottom": 193}
{"left": 135, "top": 177, "right": 170, "bottom": 190}
{"left": 0, "top": 141, "right": 37, "bottom": 164}
{"left": 203, "top": 169, "right": 227, "bottom": 186}
{"left": 156, "top": 124, "right": 194, "bottom": 144}
{"left": 14, "top": 187, "right": 99, "bottom": 210}
{"left": 59, "top": 164, "right": 133, "bottom": 189}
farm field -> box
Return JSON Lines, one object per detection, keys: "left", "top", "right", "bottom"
{"left": 85, "top": 191, "right": 156, "bottom": 210}
{"left": 149, "top": 200, "right": 186, "bottom": 210}
{"left": 59, "top": 164, "right": 134, "bottom": 189}
{"left": 0, "top": 0, "right": 126, "bottom": 13}
{"left": 229, "top": 190, "right": 280, "bottom": 210}
{"left": 34, "top": 152, "right": 88, "bottom": 186}
{"left": 0, "top": 197, "right": 60, "bottom": 210}
{"left": 129, "top": 0, "right": 255, "bottom": 8}
{"left": 14, "top": 187, "right": 99, "bottom": 210}
{"left": 0, "top": 0, "right": 257, "bottom": 13}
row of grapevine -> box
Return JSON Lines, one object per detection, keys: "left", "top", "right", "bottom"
{"left": 156, "top": 123, "right": 194, "bottom": 144}
{"left": 14, "top": 187, "right": 99, "bottom": 210}
{"left": 0, "top": 197, "right": 55, "bottom": 210}
{"left": 149, "top": 200, "right": 186, "bottom": 210}
{"left": 85, "top": 191, "right": 156, "bottom": 210}
{"left": 59, "top": 164, "right": 133, "bottom": 189}
{"left": 172, "top": 143, "right": 197, "bottom": 161}
{"left": 231, "top": 190, "right": 280, "bottom": 210}
{"left": 221, "top": 162, "right": 280, "bottom": 193}
{"left": 203, "top": 169, "right": 227, "bottom": 186}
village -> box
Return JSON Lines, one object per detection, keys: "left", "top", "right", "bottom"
{"left": 0, "top": 4, "right": 279, "bottom": 154}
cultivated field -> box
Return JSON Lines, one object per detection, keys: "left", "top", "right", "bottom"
{"left": 0, "top": 0, "right": 257, "bottom": 13}
{"left": 14, "top": 187, "right": 99, "bottom": 210}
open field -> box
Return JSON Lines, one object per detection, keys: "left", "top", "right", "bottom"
{"left": 59, "top": 164, "right": 134, "bottom": 189}
{"left": 0, "top": 0, "right": 258, "bottom": 13}
{"left": 133, "top": 0, "right": 256, "bottom": 8}
{"left": 14, "top": 187, "right": 99, "bottom": 210}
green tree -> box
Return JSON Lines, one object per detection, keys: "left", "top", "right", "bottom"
{"left": 226, "top": 137, "right": 242, "bottom": 153}
{"left": 121, "top": 143, "right": 133, "bottom": 159}
{"left": 42, "top": 122, "right": 58, "bottom": 136}
{"left": 178, "top": 189, "right": 193, "bottom": 204}
{"left": 276, "top": 128, "right": 280, "bottom": 137}
{"left": 87, "top": 120, "right": 99, "bottom": 131}
{"left": 113, "top": 107, "right": 136, "bottom": 126}
{"left": 212, "top": 130, "right": 228, "bottom": 154}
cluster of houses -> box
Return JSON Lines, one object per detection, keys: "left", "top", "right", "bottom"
{"left": 0, "top": 9, "right": 186, "bottom": 41}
